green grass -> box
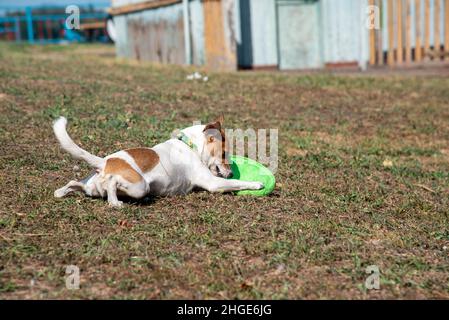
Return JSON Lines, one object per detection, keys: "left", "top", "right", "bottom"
{"left": 1, "top": 43, "right": 449, "bottom": 299}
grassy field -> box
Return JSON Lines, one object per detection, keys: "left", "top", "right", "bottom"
{"left": 1, "top": 43, "right": 449, "bottom": 299}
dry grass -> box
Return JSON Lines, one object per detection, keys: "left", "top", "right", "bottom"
{"left": 1, "top": 43, "right": 449, "bottom": 299}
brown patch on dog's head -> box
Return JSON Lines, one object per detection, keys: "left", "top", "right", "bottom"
{"left": 203, "top": 116, "right": 232, "bottom": 178}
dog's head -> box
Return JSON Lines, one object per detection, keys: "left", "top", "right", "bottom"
{"left": 202, "top": 116, "right": 233, "bottom": 178}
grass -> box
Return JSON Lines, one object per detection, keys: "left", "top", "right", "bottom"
{"left": 1, "top": 43, "right": 449, "bottom": 299}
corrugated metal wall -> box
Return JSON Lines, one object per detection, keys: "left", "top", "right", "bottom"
{"left": 236, "top": 0, "right": 278, "bottom": 68}
{"left": 189, "top": 0, "right": 205, "bottom": 65}
{"left": 237, "top": 0, "right": 369, "bottom": 70}
{"left": 113, "top": 3, "right": 185, "bottom": 64}
{"left": 112, "top": 0, "right": 372, "bottom": 70}
{"left": 112, "top": 0, "right": 146, "bottom": 6}
{"left": 113, "top": 0, "right": 206, "bottom": 65}
{"left": 202, "top": 0, "right": 237, "bottom": 70}
{"left": 321, "top": 0, "right": 369, "bottom": 68}
{"left": 277, "top": 0, "right": 323, "bottom": 69}
{"left": 132, "top": 4, "right": 184, "bottom": 64}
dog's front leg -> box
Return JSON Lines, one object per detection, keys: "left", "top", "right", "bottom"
{"left": 194, "top": 174, "right": 264, "bottom": 193}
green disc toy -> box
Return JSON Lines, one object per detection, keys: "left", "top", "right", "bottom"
{"left": 228, "top": 155, "right": 276, "bottom": 196}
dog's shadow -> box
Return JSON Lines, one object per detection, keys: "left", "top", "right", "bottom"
{"left": 114, "top": 188, "right": 209, "bottom": 207}
{"left": 119, "top": 196, "right": 158, "bottom": 207}
{"left": 64, "top": 187, "right": 278, "bottom": 208}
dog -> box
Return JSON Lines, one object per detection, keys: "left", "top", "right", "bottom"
{"left": 53, "top": 116, "right": 264, "bottom": 207}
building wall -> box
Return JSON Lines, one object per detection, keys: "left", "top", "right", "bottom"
{"left": 237, "top": 0, "right": 369, "bottom": 70}
{"left": 115, "top": 3, "right": 186, "bottom": 64}
{"left": 113, "top": 14, "right": 130, "bottom": 58}
{"left": 189, "top": 0, "right": 205, "bottom": 65}
{"left": 201, "top": 0, "right": 237, "bottom": 70}
{"left": 112, "top": 0, "right": 146, "bottom": 6}
{"left": 277, "top": 0, "right": 323, "bottom": 69}
{"left": 111, "top": 0, "right": 374, "bottom": 70}
{"left": 320, "top": 0, "right": 369, "bottom": 68}
{"left": 237, "top": 0, "right": 278, "bottom": 68}
{"left": 112, "top": 0, "right": 213, "bottom": 67}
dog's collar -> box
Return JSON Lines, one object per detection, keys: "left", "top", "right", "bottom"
{"left": 176, "top": 131, "right": 198, "bottom": 151}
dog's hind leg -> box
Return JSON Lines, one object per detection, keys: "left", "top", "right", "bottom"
{"left": 106, "top": 176, "right": 123, "bottom": 208}
{"left": 54, "top": 180, "right": 86, "bottom": 198}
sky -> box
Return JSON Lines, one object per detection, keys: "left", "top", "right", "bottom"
{"left": 0, "top": 0, "right": 110, "bottom": 9}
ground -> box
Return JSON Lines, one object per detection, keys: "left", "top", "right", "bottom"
{"left": 1, "top": 43, "right": 449, "bottom": 299}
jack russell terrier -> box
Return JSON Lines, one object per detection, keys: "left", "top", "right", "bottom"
{"left": 53, "top": 116, "right": 264, "bottom": 207}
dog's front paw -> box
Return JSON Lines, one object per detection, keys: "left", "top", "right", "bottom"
{"left": 248, "top": 181, "right": 264, "bottom": 190}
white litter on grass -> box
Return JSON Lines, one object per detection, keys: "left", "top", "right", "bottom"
{"left": 193, "top": 71, "right": 202, "bottom": 79}
{"left": 382, "top": 159, "right": 393, "bottom": 168}
{"left": 186, "top": 72, "right": 209, "bottom": 82}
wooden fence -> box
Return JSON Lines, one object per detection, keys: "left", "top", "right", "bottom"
{"left": 369, "top": 0, "right": 449, "bottom": 66}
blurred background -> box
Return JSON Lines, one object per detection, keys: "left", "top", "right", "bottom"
{"left": 0, "top": 0, "right": 448, "bottom": 71}
{"left": 0, "top": 0, "right": 111, "bottom": 43}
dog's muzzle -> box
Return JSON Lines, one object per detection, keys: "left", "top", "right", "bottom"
{"left": 219, "top": 168, "right": 233, "bottom": 179}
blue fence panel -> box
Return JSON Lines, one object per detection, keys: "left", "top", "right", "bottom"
{"left": 0, "top": 5, "right": 108, "bottom": 43}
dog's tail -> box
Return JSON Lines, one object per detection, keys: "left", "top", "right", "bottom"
{"left": 53, "top": 117, "right": 105, "bottom": 169}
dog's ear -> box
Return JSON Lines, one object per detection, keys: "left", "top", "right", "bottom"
{"left": 203, "top": 121, "right": 222, "bottom": 143}
{"left": 216, "top": 114, "right": 224, "bottom": 127}
{"left": 203, "top": 121, "right": 221, "bottom": 133}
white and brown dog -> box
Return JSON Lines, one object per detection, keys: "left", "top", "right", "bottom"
{"left": 53, "top": 117, "right": 264, "bottom": 207}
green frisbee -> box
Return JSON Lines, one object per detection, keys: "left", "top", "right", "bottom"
{"left": 228, "top": 155, "right": 276, "bottom": 196}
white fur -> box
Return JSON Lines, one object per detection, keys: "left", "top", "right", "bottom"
{"left": 53, "top": 117, "right": 264, "bottom": 207}
{"left": 53, "top": 117, "right": 104, "bottom": 168}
